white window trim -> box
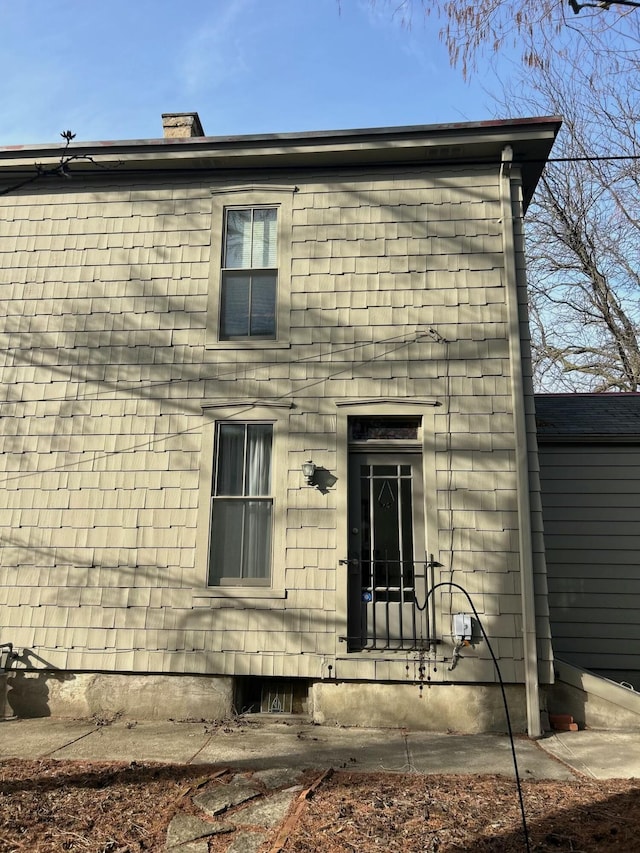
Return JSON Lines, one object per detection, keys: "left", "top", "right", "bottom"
{"left": 195, "top": 402, "right": 290, "bottom": 598}
{"left": 206, "top": 185, "right": 296, "bottom": 350}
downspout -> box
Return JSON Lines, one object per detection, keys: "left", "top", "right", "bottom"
{"left": 500, "top": 145, "right": 541, "bottom": 738}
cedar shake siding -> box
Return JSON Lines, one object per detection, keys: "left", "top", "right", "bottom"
{"left": 0, "top": 118, "right": 560, "bottom": 728}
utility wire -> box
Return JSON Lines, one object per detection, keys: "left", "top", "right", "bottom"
{"left": 3, "top": 153, "right": 640, "bottom": 199}
{"left": 0, "top": 330, "right": 435, "bottom": 489}
{"left": 1, "top": 328, "right": 431, "bottom": 408}
{"left": 417, "top": 581, "right": 531, "bottom": 853}
{"left": 0, "top": 328, "right": 438, "bottom": 406}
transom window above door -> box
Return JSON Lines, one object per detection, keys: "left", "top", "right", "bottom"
{"left": 349, "top": 416, "right": 422, "bottom": 442}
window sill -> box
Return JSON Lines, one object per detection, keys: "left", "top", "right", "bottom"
{"left": 204, "top": 340, "right": 291, "bottom": 350}
{"left": 199, "top": 587, "right": 287, "bottom": 600}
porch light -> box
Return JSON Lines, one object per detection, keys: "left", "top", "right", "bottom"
{"left": 301, "top": 460, "right": 316, "bottom": 485}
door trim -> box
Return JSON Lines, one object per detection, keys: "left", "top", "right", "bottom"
{"left": 334, "top": 402, "right": 440, "bottom": 659}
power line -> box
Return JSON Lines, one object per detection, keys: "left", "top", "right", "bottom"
{"left": 0, "top": 329, "right": 437, "bottom": 489}
{"left": 2, "top": 153, "right": 640, "bottom": 198}
{"left": 1, "top": 328, "right": 432, "bottom": 408}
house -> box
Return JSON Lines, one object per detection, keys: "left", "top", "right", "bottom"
{"left": 0, "top": 113, "right": 562, "bottom": 734}
{"left": 537, "top": 393, "right": 640, "bottom": 691}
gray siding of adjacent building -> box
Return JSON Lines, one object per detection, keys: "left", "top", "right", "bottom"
{"left": 539, "top": 441, "right": 640, "bottom": 687}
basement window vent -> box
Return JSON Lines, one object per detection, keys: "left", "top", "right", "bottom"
{"left": 261, "top": 682, "right": 294, "bottom": 714}
{"left": 235, "top": 677, "right": 308, "bottom": 715}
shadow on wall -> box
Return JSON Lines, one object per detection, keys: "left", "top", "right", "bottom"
{"left": 6, "top": 671, "right": 51, "bottom": 717}
{"left": 4, "top": 650, "right": 75, "bottom": 718}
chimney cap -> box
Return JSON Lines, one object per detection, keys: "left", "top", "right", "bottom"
{"left": 161, "top": 112, "right": 205, "bottom": 138}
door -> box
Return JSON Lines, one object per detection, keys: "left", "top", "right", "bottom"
{"left": 347, "top": 453, "right": 427, "bottom": 650}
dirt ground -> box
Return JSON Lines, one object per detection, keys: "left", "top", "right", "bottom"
{"left": 1, "top": 758, "right": 639, "bottom": 853}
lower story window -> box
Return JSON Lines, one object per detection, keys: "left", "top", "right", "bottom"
{"left": 208, "top": 422, "right": 273, "bottom": 585}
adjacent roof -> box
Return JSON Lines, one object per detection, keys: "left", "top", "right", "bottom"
{"left": 536, "top": 394, "right": 640, "bottom": 442}
{"left": 0, "top": 115, "right": 561, "bottom": 211}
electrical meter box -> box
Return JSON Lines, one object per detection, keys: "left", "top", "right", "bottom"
{"left": 453, "top": 613, "right": 473, "bottom": 640}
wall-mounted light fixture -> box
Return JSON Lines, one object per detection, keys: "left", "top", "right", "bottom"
{"left": 301, "top": 460, "right": 316, "bottom": 486}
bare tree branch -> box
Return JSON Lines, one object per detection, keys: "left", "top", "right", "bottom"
{"left": 375, "top": 0, "right": 639, "bottom": 75}
{"left": 510, "top": 50, "right": 640, "bottom": 390}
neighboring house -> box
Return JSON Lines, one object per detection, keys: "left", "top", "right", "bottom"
{"left": 536, "top": 393, "right": 640, "bottom": 689}
{"left": 0, "top": 113, "right": 562, "bottom": 734}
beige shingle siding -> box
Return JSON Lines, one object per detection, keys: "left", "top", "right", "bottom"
{"left": 0, "top": 161, "right": 545, "bottom": 684}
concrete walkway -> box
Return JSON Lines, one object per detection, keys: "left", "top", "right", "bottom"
{"left": 2, "top": 717, "right": 639, "bottom": 852}
{"left": 2, "top": 715, "right": 639, "bottom": 779}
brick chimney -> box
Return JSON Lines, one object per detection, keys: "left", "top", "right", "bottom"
{"left": 161, "top": 112, "right": 205, "bottom": 138}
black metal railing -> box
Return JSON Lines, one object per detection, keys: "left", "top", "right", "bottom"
{"left": 342, "top": 558, "right": 438, "bottom": 651}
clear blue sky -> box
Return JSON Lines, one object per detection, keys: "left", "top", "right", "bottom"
{"left": 0, "top": 0, "right": 501, "bottom": 146}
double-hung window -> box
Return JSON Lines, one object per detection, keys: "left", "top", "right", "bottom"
{"left": 208, "top": 422, "right": 273, "bottom": 585}
{"left": 207, "top": 185, "right": 295, "bottom": 348}
{"left": 220, "top": 207, "right": 277, "bottom": 340}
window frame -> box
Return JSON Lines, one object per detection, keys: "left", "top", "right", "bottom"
{"left": 206, "top": 185, "right": 296, "bottom": 349}
{"left": 209, "top": 421, "right": 274, "bottom": 586}
{"left": 196, "top": 401, "right": 291, "bottom": 598}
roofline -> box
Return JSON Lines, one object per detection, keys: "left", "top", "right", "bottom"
{"left": 0, "top": 115, "right": 562, "bottom": 157}
{"left": 535, "top": 392, "right": 640, "bottom": 398}
{"left": 0, "top": 115, "right": 561, "bottom": 214}
{"left": 535, "top": 392, "right": 640, "bottom": 443}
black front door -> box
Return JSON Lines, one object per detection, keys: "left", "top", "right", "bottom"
{"left": 347, "top": 453, "right": 427, "bottom": 650}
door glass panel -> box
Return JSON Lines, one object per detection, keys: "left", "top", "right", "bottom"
{"left": 359, "top": 463, "right": 414, "bottom": 603}
{"left": 348, "top": 451, "right": 426, "bottom": 651}
{"left": 401, "top": 477, "right": 415, "bottom": 592}
{"left": 371, "top": 465, "right": 396, "bottom": 477}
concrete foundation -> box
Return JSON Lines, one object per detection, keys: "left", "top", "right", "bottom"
{"left": 310, "top": 681, "right": 528, "bottom": 733}
{"left": 548, "top": 659, "right": 640, "bottom": 730}
{"left": 2, "top": 671, "right": 234, "bottom": 721}
{"left": 2, "top": 670, "right": 531, "bottom": 733}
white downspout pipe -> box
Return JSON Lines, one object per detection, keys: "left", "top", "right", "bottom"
{"left": 500, "top": 145, "right": 542, "bottom": 738}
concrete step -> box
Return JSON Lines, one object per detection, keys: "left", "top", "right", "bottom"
{"left": 549, "top": 659, "right": 640, "bottom": 730}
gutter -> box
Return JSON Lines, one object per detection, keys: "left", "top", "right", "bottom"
{"left": 0, "top": 115, "right": 562, "bottom": 157}
{"left": 500, "top": 145, "right": 542, "bottom": 738}
{"left": 0, "top": 118, "right": 562, "bottom": 209}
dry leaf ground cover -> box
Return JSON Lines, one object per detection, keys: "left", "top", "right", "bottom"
{"left": 1, "top": 758, "right": 639, "bottom": 853}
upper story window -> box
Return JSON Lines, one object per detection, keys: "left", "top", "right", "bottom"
{"left": 221, "top": 207, "right": 278, "bottom": 340}
{"left": 206, "top": 185, "right": 296, "bottom": 349}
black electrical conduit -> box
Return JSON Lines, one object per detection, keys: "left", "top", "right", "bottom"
{"left": 416, "top": 581, "right": 531, "bottom": 853}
